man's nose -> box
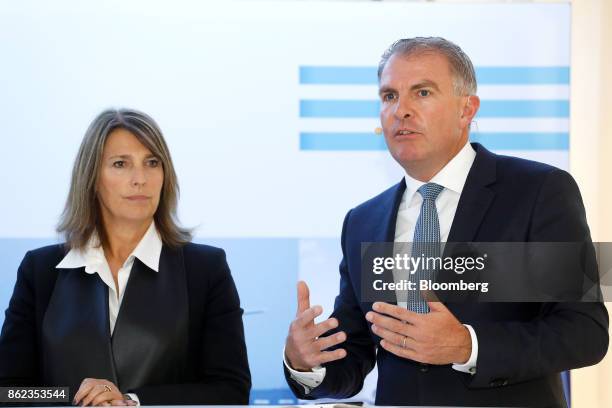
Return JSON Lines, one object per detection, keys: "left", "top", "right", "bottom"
{"left": 394, "top": 96, "right": 413, "bottom": 120}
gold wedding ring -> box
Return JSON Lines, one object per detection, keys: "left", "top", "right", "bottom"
{"left": 402, "top": 336, "right": 407, "bottom": 348}
{"left": 103, "top": 385, "right": 112, "bottom": 393}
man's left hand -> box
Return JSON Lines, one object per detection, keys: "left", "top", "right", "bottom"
{"left": 365, "top": 301, "right": 471, "bottom": 365}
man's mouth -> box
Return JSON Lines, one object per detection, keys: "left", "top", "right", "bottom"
{"left": 396, "top": 129, "right": 420, "bottom": 136}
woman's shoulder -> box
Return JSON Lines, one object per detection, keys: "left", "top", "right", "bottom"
{"left": 180, "top": 242, "right": 228, "bottom": 269}
{"left": 15, "top": 244, "right": 66, "bottom": 289}
{"left": 181, "top": 242, "right": 226, "bottom": 258}
{"left": 179, "top": 243, "right": 233, "bottom": 288}
{"left": 21, "top": 243, "right": 67, "bottom": 269}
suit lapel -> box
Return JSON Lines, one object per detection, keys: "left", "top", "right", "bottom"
{"left": 447, "top": 143, "right": 497, "bottom": 243}
{"left": 373, "top": 179, "right": 407, "bottom": 243}
{"left": 42, "top": 268, "right": 117, "bottom": 398}
{"left": 441, "top": 144, "right": 497, "bottom": 305}
{"left": 111, "top": 245, "right": 189, "bottom": 392}
{"left": 361, "top": 180, "right": 406, "bottom": 306}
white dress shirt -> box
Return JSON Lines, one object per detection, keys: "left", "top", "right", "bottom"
{"left": 285, "top": 141, "right": 479, "bottom": 392}
{"left": 55, "top": 221, "right": 162, "bottom": 403}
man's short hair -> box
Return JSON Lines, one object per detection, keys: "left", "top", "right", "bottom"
{"left": 377, "top": 37, "right": 477, "bottom": 96}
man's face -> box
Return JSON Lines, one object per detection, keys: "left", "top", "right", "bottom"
{"left": 378, "top": 51, "right": 477, "bottom": 179}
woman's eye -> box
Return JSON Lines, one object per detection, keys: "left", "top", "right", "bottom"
{"left": 418, "top": 89, "right": 431, "bottom": 97}
{"left": 112, "top": 160, "right": 125, "bottom": 168}
{"left": 147, "top": 159, "right": 160, "bottom": 167}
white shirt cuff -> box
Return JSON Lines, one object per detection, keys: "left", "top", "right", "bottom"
{"left": 283, "top": 347, "right": 326, "bottom": 394}
{"left": 125, "top": 393, "right": 140, "bottom": 406}
{"left": 451, "top": 324, "right": 478, "bottom": 374}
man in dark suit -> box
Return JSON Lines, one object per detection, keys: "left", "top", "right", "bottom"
{"left": 283, "top": 37, "right": 609, "bottom": 407}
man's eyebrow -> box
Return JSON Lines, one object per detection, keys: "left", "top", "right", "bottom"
{"left": 410, "top": 80, "right": 440, "bottom": 92}
{"left": 378, "top": 80, "right": 441, "bottom": 96}
{"left": 378, "top": 86, "right": 396, "bottom": 96}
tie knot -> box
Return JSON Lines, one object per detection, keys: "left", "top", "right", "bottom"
{"left": 417, "top": 183, "right": 444, "bottom": 201}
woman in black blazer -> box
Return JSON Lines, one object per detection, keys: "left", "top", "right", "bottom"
{"left": 0, "top": 109, "right": 251, "bottom": 405}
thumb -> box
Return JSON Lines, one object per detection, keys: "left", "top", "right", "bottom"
{"left": 297, "top": 281, "right": 311, "bottom": 314}
{"left": 427, "top": 300, "right": 448, "bottom": 313}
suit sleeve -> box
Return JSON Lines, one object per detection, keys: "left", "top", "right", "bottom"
{"left": 0, "top": 251, "right": 40, "bottom": 388}
{"left": 130, "top": 249, "right": 251, "bottom": 405}
{"left": 467, "top": 169, "right": 609, "bottom": 388}
{"left": 285, "top": 210, "right": 377, "bottom": 399}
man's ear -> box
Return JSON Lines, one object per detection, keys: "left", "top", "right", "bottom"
{"left": 461, "top": 95, "right": 480, "bottom": 122}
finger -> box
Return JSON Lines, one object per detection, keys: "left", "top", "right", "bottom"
{"left": 380, "top": 339, "right": 421, "bottom": 362}
{"left": 426, "top": 299, "right": 448, "bottom": 313}
{"left": 110, "top": 401, "right": 132, "bottom": 406}
{"left": 91, "top": 392, "right": 115, "bottom": 407}
{"left": 421, "top": 289, "right": 440, "bottom": 303}
{"left": 314, "top": 331, "right": 346, "bottom": 351}
{"left": 81, "top": 386, "right": 106, "bottom": 407}
{"left": 371, "top": 324, "right": 415, "bottom": 349}
{"left": 314, "top": 348, "right": 347, "bottom": 365}
{"left": 74, "top": 379, "right": 96, "bottom": 405}
{"left": 365, "top": 311, "right": 409, "bottom": 335}
{"left": 373, "top": 302, "right": 420, "bottom": 324}
{"left": 401, "top": 321, "right": 421, "bottom": 341}
{"left": 297, "top": 281, "right": 310, "bottom": 315}
{"left": 309, "top": 317, "right": 339, "bottom": 339}
{"left": 294, "top": 305, "right": 323, "bottom": 328}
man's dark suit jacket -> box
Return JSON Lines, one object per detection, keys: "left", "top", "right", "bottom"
{"left": 0, "top": 242, "right": 251, "bottom": 405}
{"left": 285, "top": 143, "right": 609, "bottom": 407}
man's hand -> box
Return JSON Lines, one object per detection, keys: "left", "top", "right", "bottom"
{"left": 74, "top": 378, "right": 137, "bottom": 407}
{"left": 284, "top": 281, "right": 347, "bottom": 371}
{"left": 365, "top": 301, "right": 471, "bottom": 365}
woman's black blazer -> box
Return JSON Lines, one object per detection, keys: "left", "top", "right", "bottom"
{"left": 0, "top": 242, "right": 251, "bottom": 405}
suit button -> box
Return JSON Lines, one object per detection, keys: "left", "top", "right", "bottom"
{"left": 489, "top": 379, "right": 508, "bottom": 387}
{"left": 419, "top": 363, "right": 429, "bottom": 373}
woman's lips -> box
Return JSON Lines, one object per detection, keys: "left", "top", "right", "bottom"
{"left": 125, "top": 195, "right": 150, "bottom": 201}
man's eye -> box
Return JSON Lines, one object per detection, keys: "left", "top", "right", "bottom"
{"left": 112, "top": 160, "right": 125, "bottom": 168}
{"left": 418, "top": 89, "right": 431, "bottom": 97}
{"left": 147, "top": 159, "right": 160, "bottom": 167}
{"left": 383, "top": 93, "right": 396, "bottom": 102}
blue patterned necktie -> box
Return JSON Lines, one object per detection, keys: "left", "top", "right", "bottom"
{"left": 408, "top": 182, "right": 445, "bottom": 313}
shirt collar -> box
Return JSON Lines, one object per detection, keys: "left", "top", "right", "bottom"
{"left": 403, "top": 141, "right": 476, "bottom": 201}
{"left": 56, "top": 221, "right": 162, "bottom": 273}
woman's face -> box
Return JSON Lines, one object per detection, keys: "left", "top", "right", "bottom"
{"left": 96, "top": 128, "right": 164, "bottom": 229}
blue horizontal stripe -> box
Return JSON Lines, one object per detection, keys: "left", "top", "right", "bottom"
{"left": 300, "top": 100, "right": 568, "bottom": 118}
{"left": 299, "top": 66, "right": 569, "bottom": 85}
{"left": 300, "top": 132, "right": 387, "bottom": 151}
{"left": 470, "top": 132, "right": 568, "bottom": 150}
{"left": 300, "top": 132, "right": 568, "bottom": 151}
{"left": 476, "top": 67, "right": 569, "bottom": 85}
{"left": 478, "top": 100, "right": 569, "bottom": 118}
{"left": 300, "top": 100, "right": 380, "bottom": 118}
{"left": 300, "top": 66, "right": 377, "bottom": 85}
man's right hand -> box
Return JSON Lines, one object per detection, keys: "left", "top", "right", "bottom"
{"left": 284, "top": 281, "right": 347, "bottom": 371}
